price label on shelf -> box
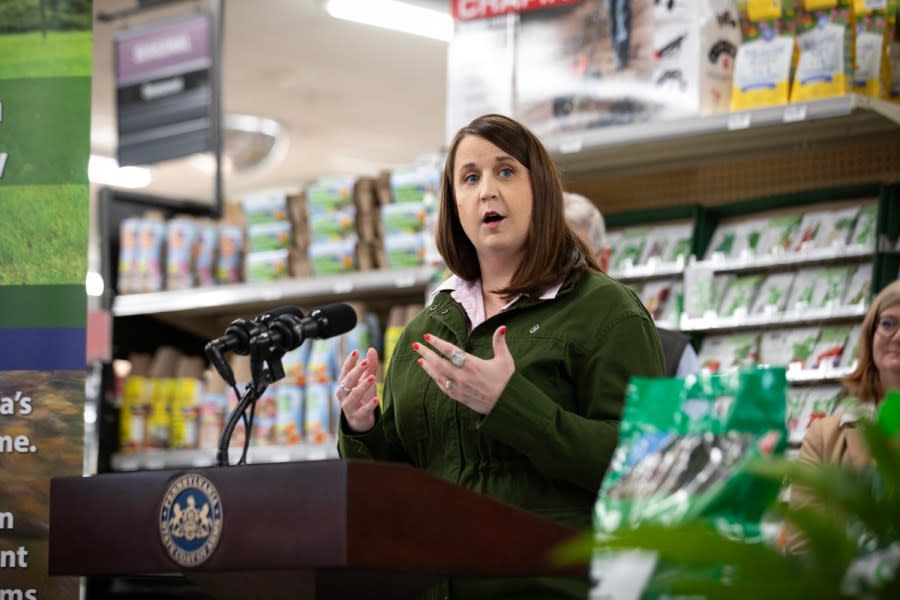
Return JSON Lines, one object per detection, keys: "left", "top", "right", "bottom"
{"left": 727, "top": 112, "right": 751, "bottom": 130}
{"left": 333, "top": 280, "right": 353, "bottom": 294}
{"left": 558, "top": 138, "right": 583, "bottom": 154}
{"left": 783, "top": 104, "right": 807, "bottom": 123}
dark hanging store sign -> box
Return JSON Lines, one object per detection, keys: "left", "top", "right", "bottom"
{"left": 452, "top": 0, "right": 580, "bottom": 21}
{"left": 115, "top": 12, "right": 213, "bottom": 166}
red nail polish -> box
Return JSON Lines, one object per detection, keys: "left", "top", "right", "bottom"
{"left": 372, "top": 397, "right": 379, "bottom": 405}
{"left": 360, "top": 359, "right": 368, "bottom": 367}
{"left": 411, "top": 342, "right": 420, "bottom": 351}
{"left": 423, "top": 333, "right": 431, "bottom": 342}
{"left": 350, "top": 350, "right": 358, "bottom": 358}
{"left": 417, "top": 358, "right": 424, "bottom": 366}
{"left": 367, "top": 374, "right": 375, "bottom": 383}
{"left": 499, "top": 325, "right": 507, "bottom": 335}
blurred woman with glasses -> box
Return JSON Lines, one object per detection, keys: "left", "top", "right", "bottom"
{"left": 786, "top": 277, "right": 900, "bottom": 553}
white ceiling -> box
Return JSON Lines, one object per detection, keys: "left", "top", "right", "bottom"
{"left": 90, "top": 0, "right": 450, "bottom": 203}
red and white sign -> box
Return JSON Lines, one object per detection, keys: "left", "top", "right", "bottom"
{"left": 452, "top": 0, "right": 581, "bottom": 22}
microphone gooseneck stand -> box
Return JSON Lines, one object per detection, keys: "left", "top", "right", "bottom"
{"left": 215, "top": 335, "right": 287, "bottom": 467}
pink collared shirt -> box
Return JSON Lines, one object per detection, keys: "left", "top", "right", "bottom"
{"left": 432, "top": 274, "right": 563, "bottom": 331}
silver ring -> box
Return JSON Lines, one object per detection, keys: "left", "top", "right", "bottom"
{"left": 444, "top": 378, "right": 453, "bottom": 391}
{"left": 339, "top": 383, "right": 352, "bottom": 394}
{"left": 449, "top": 349, "right": 466, "bottom": 368}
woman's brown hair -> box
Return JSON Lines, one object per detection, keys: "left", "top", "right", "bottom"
{"left": 843, "top": 278, "right": 900, "bottom": 403}
{"left": 435, "top": 114, "right": 598, "bottom": 299}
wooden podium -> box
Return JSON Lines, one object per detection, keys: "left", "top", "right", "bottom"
{"left": 49, "top": 459, "right": 585, "bottom": 599}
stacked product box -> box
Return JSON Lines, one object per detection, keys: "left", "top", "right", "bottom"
{"left": 379, "top": 158, "right": 441, "bottom": 270}
{"left": 305, "top": 177, "right": 359, "bottom": 276}
{"left": 241, "top": 192, "right": 294, "bottom": 283}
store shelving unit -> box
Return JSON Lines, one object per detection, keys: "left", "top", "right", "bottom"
{"left": 110, "top": 441, "right": 339, "bottom": 472}
{"left": 550, "top": 94, "right": 900, "bottom": 178}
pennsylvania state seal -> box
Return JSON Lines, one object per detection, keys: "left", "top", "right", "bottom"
{"left": 159, "top": 473, "right": 223, "bottom": 567}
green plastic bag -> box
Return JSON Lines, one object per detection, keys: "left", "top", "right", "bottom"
{"left": 591, "top": 367, "right": 788, "bottom": 599}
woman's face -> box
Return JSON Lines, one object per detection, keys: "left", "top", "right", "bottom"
{"left": 873, "top": 304, "right": 900, "bottom": 379}
{"left": 452, "top": 135, "right": 533, "bottom": 263}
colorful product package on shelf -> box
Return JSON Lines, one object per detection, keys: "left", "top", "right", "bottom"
{"left": 241, "top": 192, "right": 289, "bottom": 225}
{"left": 840, "top": 324, "right": 863, "bottom": 368}
{"left": 591, "top": 367, "right": 787, "bottom": 598}
{"left": 637, "top": 223, "right": 694, "bottom": 267}
{"left": 146, "top": 377, "right": 175, "bottom": 449}
{"left": 790, "top": 0, "right": 853, "bottom": 102}
{"left": 215, "top": 224, "right": 244, "bottom": 284}
{"left": 750, "top": 271, "right": 796, "bottom": 315}
{"left": 251, "top": 385, "right": 278, "bottom": 446}
{"left": 843, "top": 262, "right": 873, "bottom": 305}
{"left": 389, "top": 161, "right": 441, "bottom": 204}
{"left": 890, "top": 11, "right": 900, "bottom": 100}
{"left": 306, "top": 176, "right": 356, "bottom": 214}
{"left": 304, "top": 383, "right": 332, "bottom": 443}
{"left": 704, "top": 221, "right": 743, "bottom": 260}
{"left": 117, "top": 217, "right": 141, "bottom": 294}
{"left": 170, "top": 358, "right": 205, "bottom": 450}
{"left": 611, "top": 228, "right": 650, "bottom": 272}
{"left": 282, "top": 340, "right": 313, "bottom": 386}
{"left": 381, "top": 202, "right": 430, "bottom": 235}
{"left": 810, "top": 324, "right": 853, "bottom": 368}
{"left": 638, "top": 279, "right": 674, "bottom": 321}
{"left": 308, "top": 238, "right": 357, "bottom": 275}
{"left": 244, "top": 249, "right": 290, "bottom": 282}
{"left": 759, "top": 326, "right": 822, "bottom": 368}
{"left": 198, "top": 370, "right": 227, "bottom": 451}
{"left": 274, "top": 382, "right": 304, "bottom": 445}
{"left": 784, "top": 266, "right": 820, "bottom": 311}
{"left": 786, "top": 384, "right": 844, "bottom": 444}
{"left": 658, "top": 280, "right": 684, "bottom": 326}
{"left": 306, "top": 338, "right": 339, "bottom": 385}
{"left": 165, "top": 217, "right": 198, "bottom": 291}
{"left": 308, "top": 207, "right": 356, "bottom": 242}
{"left": 850, "top": 201, "right": 879, "bottom": 247}
{"left": 137, "top": 218, "right": 167, "bottom": 293}
{"left": 119, "top": 374, "right": 151, "bottom": 452}
{"left": 851, "top": 0, "right": 897, "bottom": 97}
{"left": 383, "top": 232, "right": 428, "bottom": 269}
{"left": 246, "top": 221, "right": 293, "bottom": 252}
{"left": 698, "top": 332, "right": 760, "bottom": 372}
{"left": 194, "top": 220, "right": 218, "bottom": 288}
{"left": 755, "top": 213, "right": 803, "bottom": 256}
{"left": 717, "top": 273, "right": 764, "bottom": 317}
{"left": 732, "top": 0, "right": 797, "bottom": 110}
{"left": 810, "top": 264, "right": 854, "bottom": 307}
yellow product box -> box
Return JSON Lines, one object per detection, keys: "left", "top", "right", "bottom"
{"left": 146, "top": 377, "right": 176, "bottom": 449}
{"left": 119, "top": 375, "right": 151, "bottom": 452}
{"left": 790, "top": 1, "right": 854, "bottom": 102}
{"left": 170, "top": 376, "right": 203, "bottom": 450}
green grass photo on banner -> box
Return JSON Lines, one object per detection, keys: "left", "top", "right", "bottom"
{"left": 0, "top": 30, "right": 92, "bottom": 79}
{"left": 0, "top": 76, "right": 91, "bottom": 185}
{"left": 0, "top": 184, "right": 88, "bottom": 284}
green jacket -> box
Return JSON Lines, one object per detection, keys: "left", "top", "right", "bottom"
{"left": 339, "top": 270, "right": 665, "bottom": 599}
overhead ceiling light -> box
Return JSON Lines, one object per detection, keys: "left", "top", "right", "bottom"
{"left": 324, "top": 0, "right": 453, "bottom": 42}
{"left": 88, "top": 155, "right": 152, "bottom": 189}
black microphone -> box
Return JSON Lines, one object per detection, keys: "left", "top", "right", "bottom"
{"left": 253, "top": 302, "right": 358, "bottom": 354}
{"left": 205, "top": 305, "right": 304, "bottom": 387}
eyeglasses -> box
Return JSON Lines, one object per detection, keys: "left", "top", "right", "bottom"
{"left": 875, "top": 316, "right": 900, "bottom": 338}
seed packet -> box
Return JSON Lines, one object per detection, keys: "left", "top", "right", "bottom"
{"left": 790, "top": 1, "right": 853, "bottom": 102}
{"left": 732, "top": 1, "right": 797, "bottom": 110}
{"left": 640, "top": 279, "right": 674, "bottom": 321}
{"left": 306, "top": 176, "right": 356, "bottom": 214}
{"left": 786, "top": 384, "right": 844, "bottom": 445}
{"left": 756, "top": 213, "right": 803, "bottom": 256}
{"left": 850, "top": 202, "right": 879, "bottom": 248}
{"left": 639, "top": 223, "right": 694, "bottom": 266}
{"left": 241, "top": 192, "right": 289, "bottom": 225}
{"left": 785, "top": 267, "right": 821, "bottom": 312}
{"left": 750, "top": 271, "right": 796, "bottom": 316}
{"left": 809, "top": 324, "right": 852, "bottom": 369}
{"left": 704, "top": 222, "right": 743, "bottom": 260}
{"left": 717, "top": 274, "right": 764, "bottom": 318}
{"left": 809, "top": 265, "right": 854, "bottom": 308}
{"left": 698, "top": 333, "right": 760, "bottom": 372}
{"left": 758, "top": 327, "right": 821, "bottom": 368}
{"left": 843, "top": 263, "right": 873, "bottom": 306}
{"left": 658, "top": 280, "right": 685, "bottom": 326}
{"left": 839, "top": 324, "right": 862, "bottom": 369}
{"left": 612, "top": 228, "right": 650, "bottom": 271}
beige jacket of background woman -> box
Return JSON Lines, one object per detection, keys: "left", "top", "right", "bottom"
{"left": 785, "top": 411, "right": 874, "bottom": 554}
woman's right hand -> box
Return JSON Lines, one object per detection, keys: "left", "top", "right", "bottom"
{"left": 335, "top": 346, "right": 380, "bottom": 433}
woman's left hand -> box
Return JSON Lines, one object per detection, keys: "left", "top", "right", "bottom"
{"left": 412, "top": 325, "right": 514, "bottom": 415}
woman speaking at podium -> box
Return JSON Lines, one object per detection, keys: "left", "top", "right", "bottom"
{"left": 334, "top": 113, "right": 664, "bottom": 599}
